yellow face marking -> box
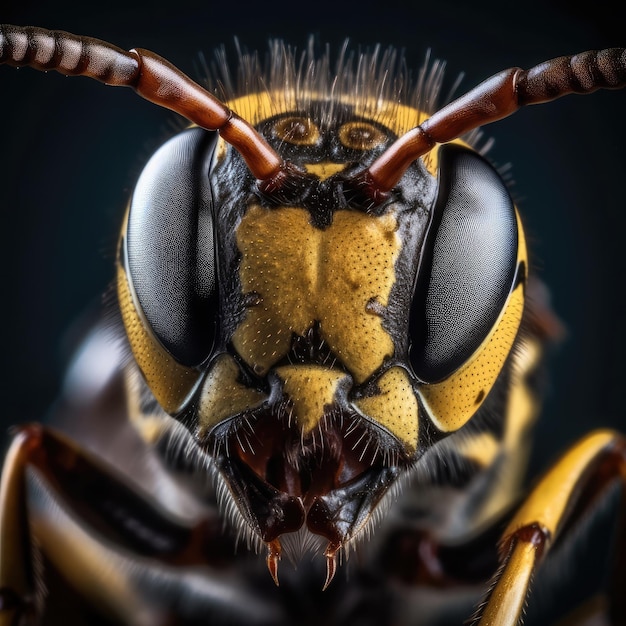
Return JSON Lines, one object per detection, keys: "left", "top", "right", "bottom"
{"left": 304, "top": 162, "right": 347, "bottom": 179}
{"left": 353, "top": 367, "right": 419, "bottom": 451}
{"left": 274, "top": 365, "right": 350, "bottom": 434}
{"left": 197, "top": 354, "right": 268, "bottom": 438}
{"left": 418, "top": 209, "right": 527, "bottom": 432}
{"left": 419, "top": 280, "right": 524, "bottom": 432}
{"left": 232, "top": 205, "right": 400, "bottom": 383}
{"left": 117, "top": 265, "right": 200, "bottom": 415}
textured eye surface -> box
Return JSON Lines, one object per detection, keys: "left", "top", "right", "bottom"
{"left": 338, "top": 121, "right": 386, "bottom": 150}
{"left": 272, "top": 116, "right": 320, "bottom": 146}
{"left": 410, "top": 144, "right": 518, "bottom": 382}
{"left": 125, "top": 127, "right": 219, "bottom": 366}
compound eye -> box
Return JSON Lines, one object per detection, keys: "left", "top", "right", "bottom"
{"left": 338, "top": 121, "right": 387, "bottom": 150}
{"left": 124, "top": 127, "right": 219, "bottom": 367}
{"left": 410, "top": 144, "right": 519, "bottom": 383}
{"left": 272, "top": 116, "right": 320, "bottom": 146}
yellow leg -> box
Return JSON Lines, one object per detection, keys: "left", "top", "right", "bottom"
{"left": 0, "top": 424, "right": 283, "bottom": 625}
{"left": 473, "top": 430, "right": 626, "bottom": 626}
{"left": 0, "top": 426, "right": 43, "bottom": 626}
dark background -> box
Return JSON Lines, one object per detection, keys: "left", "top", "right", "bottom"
{"left": 2, "top": 0, "right": 624, "bottom": 469}
{"left": 0, "top": 1, "right": 625, "bottom": 612}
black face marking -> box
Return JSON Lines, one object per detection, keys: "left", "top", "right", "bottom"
{"left": 260, "top": 107, "right": 395, "bottom": 164}
{"left": 294, "top": 178, "right": 348, "bottom": 229}
{"left": 287, "top": 324, "right": 338, "bottom": 368}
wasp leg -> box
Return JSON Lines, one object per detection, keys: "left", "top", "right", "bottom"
{"left": 0, "top": 424, "right": 282, "bottom": 625}
{"left": 470, "top": 430, "right": 626, "bottom": 626}
{"left": 0, "top": 427, "right": 40, "bottom": 625}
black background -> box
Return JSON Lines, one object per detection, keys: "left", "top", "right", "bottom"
{"left": 0, "top": 1, "right": 625, "bottom": 612}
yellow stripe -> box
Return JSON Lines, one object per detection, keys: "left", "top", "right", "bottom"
{"left": 0, "top": 429, "right": 32, "bottom": 596}
{"left": 504, "top": 430, "right": 616, "bottom": 538}
{"left": 419, "top": 281, "right": 524, "bottom": 432}
{"left": 456, "top": 432, "right": 501, "bottom": 467}
{"left": 225, "top": 91, "right": 427, "bottom": 136}
{"left": 117, "top": 265, "right": 200, "bottom": 415}
{"left": 478, "top": 539, "right": 537, "bottom": 625}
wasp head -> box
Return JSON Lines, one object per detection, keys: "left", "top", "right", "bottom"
{"left": 118, "top": 43, "right": 525, "bottom": 587}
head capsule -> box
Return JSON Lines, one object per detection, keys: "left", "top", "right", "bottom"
{"left": 117, "top": 47, "right": 526, "bottom": 578}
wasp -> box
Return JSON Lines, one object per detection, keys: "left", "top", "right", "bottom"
{"left": 0, "top": 25, "right": 625, "bottom": 625}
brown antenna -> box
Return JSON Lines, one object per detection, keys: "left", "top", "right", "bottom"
{"left": 0, "top": 25, "right": 285, "bottom": 183}
{"left": 352, "top": 48, "right": 626, "bottom": 201}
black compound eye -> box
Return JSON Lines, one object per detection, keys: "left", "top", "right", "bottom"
{"left": 125, "top": 127, "right": 219, "bottom": 366}
{"left": 272, "top": 116, "right": 320, "bottom": 146}
{"left": 338, "top": 121, "right": 387, "bottom": 151}
{"left": 410, "top": 144, "right": 519, "bottom": 382}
